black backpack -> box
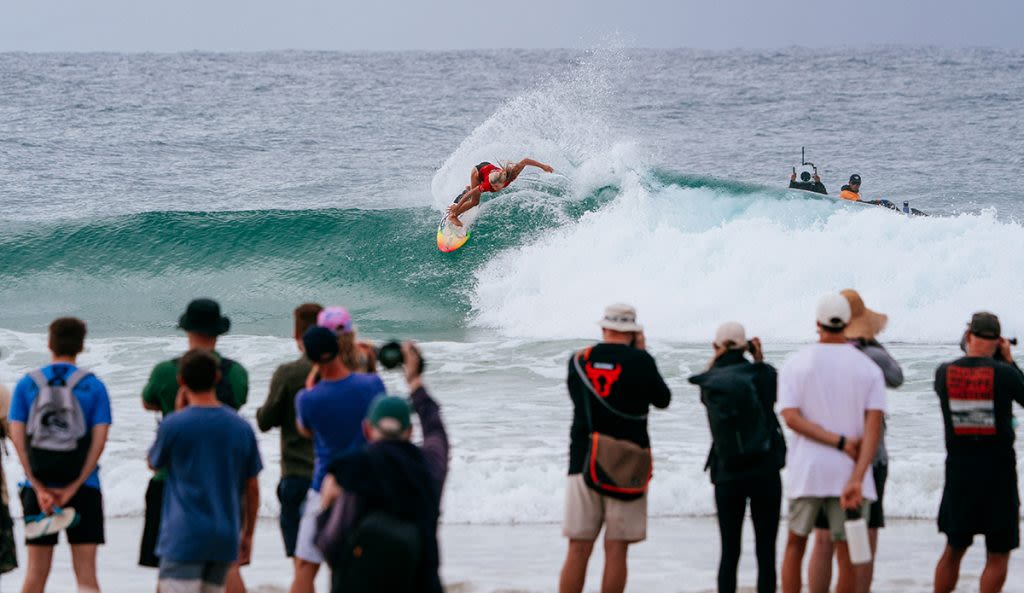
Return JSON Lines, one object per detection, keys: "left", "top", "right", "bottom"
{"left": 690, "top": 365, "right": 773, "bottom": 470}
{"left": 172, "top": 356, "right": 238, "bottom": 409}
{"left": 331, "top": 511, "right": 422, "bottom": 593}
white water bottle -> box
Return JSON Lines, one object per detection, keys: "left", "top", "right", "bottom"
{"left": 845, "top": 509, "right": 872, "bottom": 565}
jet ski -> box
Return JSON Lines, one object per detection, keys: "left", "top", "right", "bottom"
{"left": 786, "top": 148, "right": 928, "bottom": 217}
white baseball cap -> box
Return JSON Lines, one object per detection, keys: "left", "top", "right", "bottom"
{"left": 714, "top": 321, "right": 748, "bottom": 350}
{"left": 816, "top": 293, "right": 852, "bottom": 330}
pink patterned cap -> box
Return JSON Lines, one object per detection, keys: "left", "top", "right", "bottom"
{"left": 317, "top": 306, "right": 353, "bottom": 333}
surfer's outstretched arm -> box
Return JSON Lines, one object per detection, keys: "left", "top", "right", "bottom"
{"left": 504, "top": 158, "right": 554, "bottom": 184}
{"left": 519, "top": 158, "right": 554, "bottom": 173}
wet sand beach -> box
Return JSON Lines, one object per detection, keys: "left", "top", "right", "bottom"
{"left": 4, "top": 516, "right": 1021, "bottom": 592}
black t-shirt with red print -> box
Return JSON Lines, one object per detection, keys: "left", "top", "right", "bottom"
{"left": 935, "top": 356, "right": 1024, "bottom": 458}
{"left": 566, "top": 343, "right": 672, "bottom": 475}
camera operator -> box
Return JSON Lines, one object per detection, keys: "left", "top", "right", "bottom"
{"left": 689, "top": 322, "right": 785, "bottom": 593}
{"left": 934, "top": 312, "right": 1024, "bottom": 593}
{"left": 317, "top": 342, "right": 449, "bottom": 593}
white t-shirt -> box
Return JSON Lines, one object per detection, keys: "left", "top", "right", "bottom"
{"left": 778, "top": 342, "right": 887, "bottom": 500}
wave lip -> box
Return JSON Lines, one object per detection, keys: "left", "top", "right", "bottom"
{"left": 471, "top": 176, "right": 1024, "bottom": 344}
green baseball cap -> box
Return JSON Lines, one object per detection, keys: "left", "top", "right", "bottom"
{"left": 367, "top": 396, "right": 412, "bottom": 436}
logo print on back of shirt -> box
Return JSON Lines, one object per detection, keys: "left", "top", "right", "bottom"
{"left": 946, "top": 365, "right": 996, "bottom": 436}
{"left": 585, "top": 361, "right": 621, "bottom": 398}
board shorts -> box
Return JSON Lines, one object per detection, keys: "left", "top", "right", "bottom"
{"left": 294, "top": 489, "right": 324, "bottom": 564}
{"left": 21, "top": 485, "right": 105, "bottom": 546}
{"left": 939, "top": 455, "right": 1020, "bottom": 553}
{"left": 562, "top": 474, "right": 647, "bottom": 542}
{"left": 139, "top": 477, "right": 165, "bottom": 567}
{"left": 814, "top": 462, "right": 887, "bottom": 530}
{"left": 788, "top": 497, "right": 871, "bottom": 542}
{"left": 158, "top": 559, "right": 231, "bottom": 593}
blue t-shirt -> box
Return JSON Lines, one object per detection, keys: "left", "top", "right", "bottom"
{"left": 148, "top": 405, "right": 263, "bottom": 563}
{"left": 10, "top": 363, "right": 113, "bottom": 490}
{"left": 296, "top": 373, "right": 385, "bottom": 491}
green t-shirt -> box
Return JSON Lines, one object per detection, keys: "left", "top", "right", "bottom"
{"left": 143, "top": 351, "right": 249, "bottom": 480}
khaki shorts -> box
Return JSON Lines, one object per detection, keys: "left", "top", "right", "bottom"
{"left": 562, "top": 474, "right": 647, "bottom": 542}
{"left": 788, "top": 497, "right": 872, "bottom": 542}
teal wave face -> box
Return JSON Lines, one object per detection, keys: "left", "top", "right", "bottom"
{"left": 0, "top": 187, "right": 616, "bottom": 335}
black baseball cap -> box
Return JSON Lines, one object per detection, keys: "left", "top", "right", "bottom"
{"left": 969, "top": 312, "right": 1001, "bottom": 340}
{"left": 849, "top": 174, "right": 861, "bottom": 184}
{"left": 303, "top": 326, "right": 339, "bottom": 363}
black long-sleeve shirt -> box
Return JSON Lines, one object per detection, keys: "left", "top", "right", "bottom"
{"left": 566, "top": 343, "right": 671, "bottom": 475}
{"left": 789, "top": 179, "right": 828, "bottom": 194}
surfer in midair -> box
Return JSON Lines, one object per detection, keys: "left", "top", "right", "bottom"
{"left": 446, "top": 158, "right": 555, "bottom": 227}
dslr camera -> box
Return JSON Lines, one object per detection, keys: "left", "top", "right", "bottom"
{"left": 376, "top": 341, "right": 426, "bottom": 375}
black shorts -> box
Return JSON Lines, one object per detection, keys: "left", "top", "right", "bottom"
{"left": 139, "top": 478, "right": 165, "bottom": 567}
{"left": 947, "top": 530, "right": 1020, "bottom": 554}
{"left": 938, "top": 455, "right": 1020, "bottom": 553}
{"left": 813, "top": 463, "right": 887, "bottom": 530}
{"left": 474, "top": 161, "right": 492, "bottom": 172}
{"left": 21, "top": 485, "right": 105, "bottom": 546}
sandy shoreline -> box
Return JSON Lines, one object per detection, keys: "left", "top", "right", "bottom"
{"left": 2, "top": 516, "right": 1021, "bottom": 592}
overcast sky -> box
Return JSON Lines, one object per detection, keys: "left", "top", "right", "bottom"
{"left": 2, "top": 0, "right": 1022, "bottom": 52}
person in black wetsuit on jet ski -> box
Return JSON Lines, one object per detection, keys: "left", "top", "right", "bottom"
{"left": 789, "top": 170, "right": 828, "bottom": 195}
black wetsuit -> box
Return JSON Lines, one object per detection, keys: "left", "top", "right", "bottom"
{"left": 789, "top": 180, "right": 828, "bottom": 195}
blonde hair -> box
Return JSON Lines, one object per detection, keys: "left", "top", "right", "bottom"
{"left": 337, "top": 330, "right": 377, "bottom": 373}
{"left": 495, "top": 161, "right": 516, "bottom": 185}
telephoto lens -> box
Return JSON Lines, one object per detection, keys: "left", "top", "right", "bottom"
{"left": 377, "top": 341, "right": 404, "bottom": 369}
{"left": 376, "top": 341, "right": 426, "bottom": 374}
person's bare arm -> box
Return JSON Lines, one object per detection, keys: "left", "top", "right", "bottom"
{"left": 238, "top": 476, "right": 259, "bottom": 565}
{"left": 450, "top": 186, "right": 483, "bottom": 217}
{"left": 53, "top": 423, "right": 109, "bottom": 506}
{"left": 9, "top": 422, "right": 56, "bottom": 512}
{"left": 841, "top": 410, "right": 883, "bottom": 509}
{"left": 296, "top": 420, "right": 313, "bottom": 439}
{"left": 780, "top": 408, "right": 860, "bottom": 459}
{"left": 506, "top": 158, "right": 553, "bottom": 184}
{"left": 518, "top": 158, "right": 554, "bottom": 173}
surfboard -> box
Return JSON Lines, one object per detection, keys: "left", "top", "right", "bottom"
{"left": 437, "top": 189, "right": 479, "bottom": 252}
{"left": 437, "top": 214, "right": 471, "bottom": 252}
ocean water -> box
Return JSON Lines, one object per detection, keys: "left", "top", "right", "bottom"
{"left": 2, "top": 47, "right": 1024, "bottom": 525}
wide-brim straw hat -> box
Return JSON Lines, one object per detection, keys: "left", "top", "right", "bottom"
{"left": 841, "top": 289, "right": 888, "bottom": 340}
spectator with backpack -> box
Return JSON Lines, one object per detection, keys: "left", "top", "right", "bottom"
{"left": 558, "top": 303, "right": 671, "bottom": 593}
{"left": 317, "top": 342, "right": 448, "bottom": 593}
{"left": 138, "top": 298, "right": 250, "bottom": 592}
{"left": 778, "top": 294, "right": 886, "bottom": 593}
{"left": 8, "top": 317, "right": 112, "bottom": 593}
{"left": 148, "top": 349, "right": 262, "bottom": 593}
{"left": 689, "top": 322, "right": 785, "bottom": 593}
{"left": 290, "top": 325, "right": 385, "bottom": 593}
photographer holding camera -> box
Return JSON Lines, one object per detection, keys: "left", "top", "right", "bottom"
{"left": 689, "top": 322, "right": 786, "bottom": 593}
{"left": 317, "top": 341, "right": 449, "bottom": 593}
{"left": 933, "top": 312, "right": 1024, "bottom": 593}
